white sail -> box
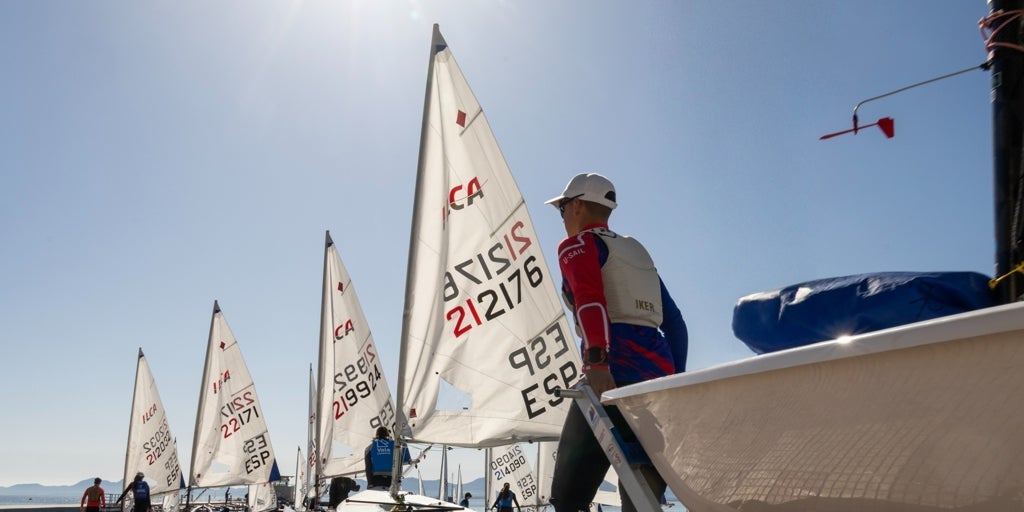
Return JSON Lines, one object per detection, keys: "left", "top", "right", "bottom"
{"left": 417, "top": 467, "right": 426, "bottom": 497}
{"left": 122, "top": 349, "right": 184, "bottom": 499}
{"left": 248, "top": 481, "right": 278, "bottom": 512}
{"left": 396, "top": 23, "right": 580, "bottom": 450}
{"left": 591, "top": 469, "right": 621, "bottom": 508}
{"left": 455, "top": 465, "right": 463, "bottom": 506}
{"left": 294, "top": 447, "right": 307, "bottom": 512}
{"left": 438, "top": 446, "right": 448, "bottom": 501}
{"left": 190, "top": 301, "right": 280, "bottom": 487}
{"left": 316, "top": 231, "right": 396, "bottom": 478}
{"left": 161, "top": 490, "right": 181, "bottom": 512}
{"left": 486, "top": 444, "right": 539, "bottom": 507}
{"left": 306, "top": 365, "right": 318, "bottom": 501}
{"left": 534, "top": 442, "right": 556, "bottom": 508}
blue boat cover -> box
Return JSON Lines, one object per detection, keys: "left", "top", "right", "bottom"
{"left": 732, "top": 271, "right": 994, "bottom": 354}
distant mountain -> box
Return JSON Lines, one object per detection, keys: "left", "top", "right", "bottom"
{"left": 0, "top": 479, "right": 124, "bottom": 497}
{"left": 0, "top": 477, "right": 487, "bottom": 500}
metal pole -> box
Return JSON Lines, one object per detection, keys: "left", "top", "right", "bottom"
{"left": 990, "top": 0, "right": 1024, "bottom": 302}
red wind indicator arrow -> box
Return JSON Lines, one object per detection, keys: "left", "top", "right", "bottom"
{"left": 820, "top": 117, "right": 895, "bottom": 140}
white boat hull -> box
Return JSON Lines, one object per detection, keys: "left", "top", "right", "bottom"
{"left": 337, "top": 489, "right": 464, "bottom": 512}
{"left": 604, "top": 301, "right": 1024, "bottom": 511}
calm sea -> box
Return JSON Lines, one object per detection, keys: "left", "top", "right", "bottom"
{"left": 0, "top": 497, "right": 77, "bottom": 506}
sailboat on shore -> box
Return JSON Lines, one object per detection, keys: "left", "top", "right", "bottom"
{"left": 121, "top": 349, "right": 185, "bottom": 511}
{"left": 317, "top": 231, "right": 458, "bottom": 511}
{"left": 247, "top": 481, "right": 278, "bottom": 512}
{"left": 187, "top": 301, "right": 281, "bottom": 503}
{"left": 392, "top": 21, "right": 579, "bottom": 459}
{"left": 294, "top": 446, "right": 308, "bottom": 512}
{"left": 314, "top": 230, "right": 396, "bottom": 484}
{"left": 377, "top": 21, "right": 579, "bottom": 512}
{"left": 602, "top": 3, "right": 1024, "bottom": 512}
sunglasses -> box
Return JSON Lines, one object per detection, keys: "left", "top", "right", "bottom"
{"left": 558, "top": 194, "right": 583, "bottom": 218}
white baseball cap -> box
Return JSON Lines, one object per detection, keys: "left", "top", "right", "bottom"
{"left": 545, "top": 173, "right": 617, "bottom": 210}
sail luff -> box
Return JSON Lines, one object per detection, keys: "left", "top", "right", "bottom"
{"left": 483, "top": 447, "right": 491, "bottom": 508}
{"left": 122, "top": 348, "right": 144, "bottom": 512}
{"left": 189, "top": 301, "right": 220, "bottom": 488}
{"left": 306, "top": 364, "right": 316, "bottom": 501}
{"left": 315, "top": 232, "right": 331, "bottom": 492}
{"left": 438, "top": 446, "right": 448, "bottom": 501}
{"left": 294, "top": 447, "right": 306, "bottom": 512}
{"left": 455, "top": 465, "right": 462, "bottom": 505}
{"left": 392, "top": 22, "right": 446, "bottom": 497}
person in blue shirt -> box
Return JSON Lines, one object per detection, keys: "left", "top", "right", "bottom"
{"left": 491, "top": 483, "right": 520, "bottom": 512}
{"left": 459, "top": 492, "right": 472, "bottom": 508}
{"left": 115, "top": 472, "right": 151, "bottom": 512}
{"left": 363, "top": 426, "right": 410, "bottom": 489}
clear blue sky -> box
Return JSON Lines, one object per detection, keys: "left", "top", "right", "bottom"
{"left": 0, "top": 0, "right": 993, "bottom": 487}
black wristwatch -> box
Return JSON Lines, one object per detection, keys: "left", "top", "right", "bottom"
{"left": 585, "top": 347, "right": 608, "bottom": 365}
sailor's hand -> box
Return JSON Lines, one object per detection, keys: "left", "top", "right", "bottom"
{"left": 583, "top": 366, "right": 616, "bottom": 397}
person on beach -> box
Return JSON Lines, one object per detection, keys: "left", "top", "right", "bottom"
{"left": 491, "top": 483, "right": 520, "bottom": 512}
{"left": 81, "top": 478, "right": 105, "bottom": 512}
{"left": 116, "top": 472, "right": 151, "bottom": 512}
{"left": 545, "top": 173, "right": 688, "bottom": 512}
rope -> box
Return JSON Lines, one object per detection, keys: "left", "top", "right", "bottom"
{"left": 980, "top": 10, "right": 1024, "bottom": 54}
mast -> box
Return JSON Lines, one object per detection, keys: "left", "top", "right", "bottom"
{"left": 991, "top": 0, "right": 1024, "bottom": 303}
{"left": 315, "top": 232, "right": 331, "bottom": 502}
{"left": 306, "top": 363, "right": 316, "bottom": 506}
{"left": 392, "top": 22, "right": 445, "bottom": 498}
{"left": 187, "top": 301, "right": 220, "bottom": 511}
{"left": 483, "top": 448, "right": 492, "bottom": 509}
{"left": 437, "top": 445, "right": 448, "bottom": 500}
{"left": 121, "top": 348, "right": 144, "bottom": 512}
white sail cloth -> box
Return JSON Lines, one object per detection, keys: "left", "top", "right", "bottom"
{"left": 190, "top": 301, "right": 279, "bottom": 487}
{"left": 316, "top": 231, "right": 396, "bottom": 478}
{"left": 123, "top": 349, "right": 184, "bottom": 497}
{"left": 486, "top": 444, "right": 540, "bottom": 507}
{"left": 248, "top": 481, "right": 278, "bottom": 512}
{"left": 397, "top": 24, "right": 580, "bottom": 449}
{"left": 294, "top": 447, "right": 308, "bottom": 512}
